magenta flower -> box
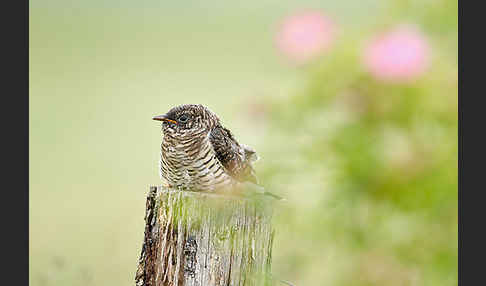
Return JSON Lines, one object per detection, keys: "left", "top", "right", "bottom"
{"left": 275, "top": 11, "right": 336, "bottom": 64}
{"left": 363, "top": 25, "right": 430, "bottom": 82}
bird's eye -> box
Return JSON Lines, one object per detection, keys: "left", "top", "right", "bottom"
{"left": 178, "top": 114, "right": 190, "bottom": 123}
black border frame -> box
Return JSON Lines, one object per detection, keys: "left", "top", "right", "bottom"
{"left": 458, "top": 0, "right": 482, "bottom": 285}
{"left": 3, "top": 0, "right": 29, "bottom": 284}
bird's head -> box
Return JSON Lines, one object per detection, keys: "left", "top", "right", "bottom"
{"left": 153, "top": 104, "right": 220, "bottom": 137}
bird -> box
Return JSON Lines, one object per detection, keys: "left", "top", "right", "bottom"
{"left": 153, "top": 104, "right": 260, "bottom": 193}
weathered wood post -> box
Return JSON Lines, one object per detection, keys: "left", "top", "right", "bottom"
{"left": 135, "top": 186, "right": 276, "bottom": 286}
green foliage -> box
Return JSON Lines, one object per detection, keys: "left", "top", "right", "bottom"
{"left": 259, "top": 6, "right": 457, "bottom": 285}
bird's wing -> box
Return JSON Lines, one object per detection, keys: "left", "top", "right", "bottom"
{"left": 209, "top": 126, "right": 259, "bottom": 184}
{"left": 241, "top": 144, "right": 259, "bottom": 163}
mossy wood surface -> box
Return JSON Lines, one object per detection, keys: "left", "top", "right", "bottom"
{"left": 135, "top": 186, "right": 275, "bottom": 286}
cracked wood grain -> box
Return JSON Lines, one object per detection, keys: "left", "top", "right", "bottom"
{"left": 135, "top": 186, "right": 276, "bottom": 286}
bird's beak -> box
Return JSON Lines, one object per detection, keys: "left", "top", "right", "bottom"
{"left": 152, "top": 114, "right": 177, "bottom": 124}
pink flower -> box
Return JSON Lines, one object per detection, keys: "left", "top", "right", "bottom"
{"left": 363, "top": 25, "right": 430, "bottom": 82}
{"left": 275, "top": 11, "right": 336, "bottom": 64}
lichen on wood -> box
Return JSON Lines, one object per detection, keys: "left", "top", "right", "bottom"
{"left": 135, "top": 186, "right": 276, "bottom": 286}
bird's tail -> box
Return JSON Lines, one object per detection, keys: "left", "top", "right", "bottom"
{"left": 239, "top": 181, "right": 286, "bottom": 201}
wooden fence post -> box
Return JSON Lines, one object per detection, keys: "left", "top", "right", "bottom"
{"left": 135, "top": 186, "right": 276, "bottom": 286}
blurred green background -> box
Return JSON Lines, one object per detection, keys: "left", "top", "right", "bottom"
{"left": 30, "top": 0, "right": 457, "bottom": 285}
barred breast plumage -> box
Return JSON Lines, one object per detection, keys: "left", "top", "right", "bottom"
{"left": 153, "top": 104, "right": 258, "bottom": 192}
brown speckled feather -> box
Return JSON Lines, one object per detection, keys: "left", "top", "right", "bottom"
{"left": 209, "top": 126, "right": 258, "bottom": 184}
